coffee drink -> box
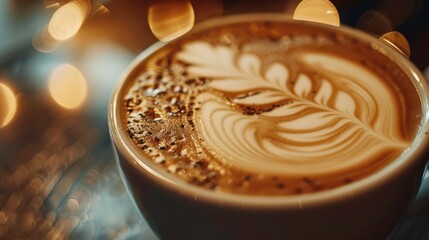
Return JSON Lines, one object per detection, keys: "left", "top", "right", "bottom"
{"left": 122, "top": 19, "right": 421, "bottom": 195}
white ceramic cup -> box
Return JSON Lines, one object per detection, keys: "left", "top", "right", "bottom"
{"left": 109, "top": 14, "right": 429, "bottom": 240}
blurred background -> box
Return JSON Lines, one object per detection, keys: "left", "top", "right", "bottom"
{"left": 0, "top": 0, "right": 428, "bottom": 239}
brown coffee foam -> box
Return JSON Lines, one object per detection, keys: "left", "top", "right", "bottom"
{"left": 121, "top": 20, "right": 421, "bottom": 196}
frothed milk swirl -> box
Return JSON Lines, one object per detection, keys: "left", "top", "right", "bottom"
{"left": 123, "top": 20, "right": 420, "bottom": 195}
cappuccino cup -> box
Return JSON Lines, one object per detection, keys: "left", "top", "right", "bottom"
{"left": 109, "top": 13, "right": 429, "bottom": 240}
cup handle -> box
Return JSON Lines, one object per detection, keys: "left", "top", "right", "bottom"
{"left": 293, "top": 0, "right": 340, "bottom": 27}
{"left": 379, "top": 31, "right": 411, "bottom": 58}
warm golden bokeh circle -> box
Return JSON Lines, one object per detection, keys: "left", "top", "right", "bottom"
{"left": 0, "top": 82, "right": 17, "bottom": 128}
{"left": 49, "top": 64, "right": 88, "bottom": 109}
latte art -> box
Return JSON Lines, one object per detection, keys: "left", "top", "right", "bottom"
{"left": 123, "top": 20, "right": 420, "bottom": 195}
{"left": 177, "top": 42, "right": 408, "bottom": 177}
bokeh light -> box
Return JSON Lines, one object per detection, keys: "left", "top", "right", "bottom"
{"left": 48, "top": 0, "right": 89, "bottom": 41}
{"left": 92, "top": 2, "right": 110, "bottom": 15}
{"left": 148, "top": 1, "right": 195, "bottom": 42}
{"left": 293, "top": 0, "right": 340, "bottom": 27}
{"left": 32, "top": 26, "right": 61, "bottom": 53}
{"left": 48, "top": 64, "right": 88, "bottom": 109}
{"left": 43, "top": 0, "right": 61, "bottom": 9}
{"left": 0, "top": 82, "right": 17, "bottom": 128}
{"left": 380, "top": 31, "right": 411, "bottom": 58}
{"left": 356, "top": 10, "right": 394, "bottom": 37}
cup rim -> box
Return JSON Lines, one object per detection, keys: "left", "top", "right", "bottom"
{"left": 108, "top": 13, "right": 429, "bottom": 209}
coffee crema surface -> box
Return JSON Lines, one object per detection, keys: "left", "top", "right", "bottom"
{"left": 122, "top": 20, "right": 421, "bottom": 195}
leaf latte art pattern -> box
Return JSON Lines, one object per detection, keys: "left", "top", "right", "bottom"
{"left": 176, "top": 41, "right": 410, "bottom": 177}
